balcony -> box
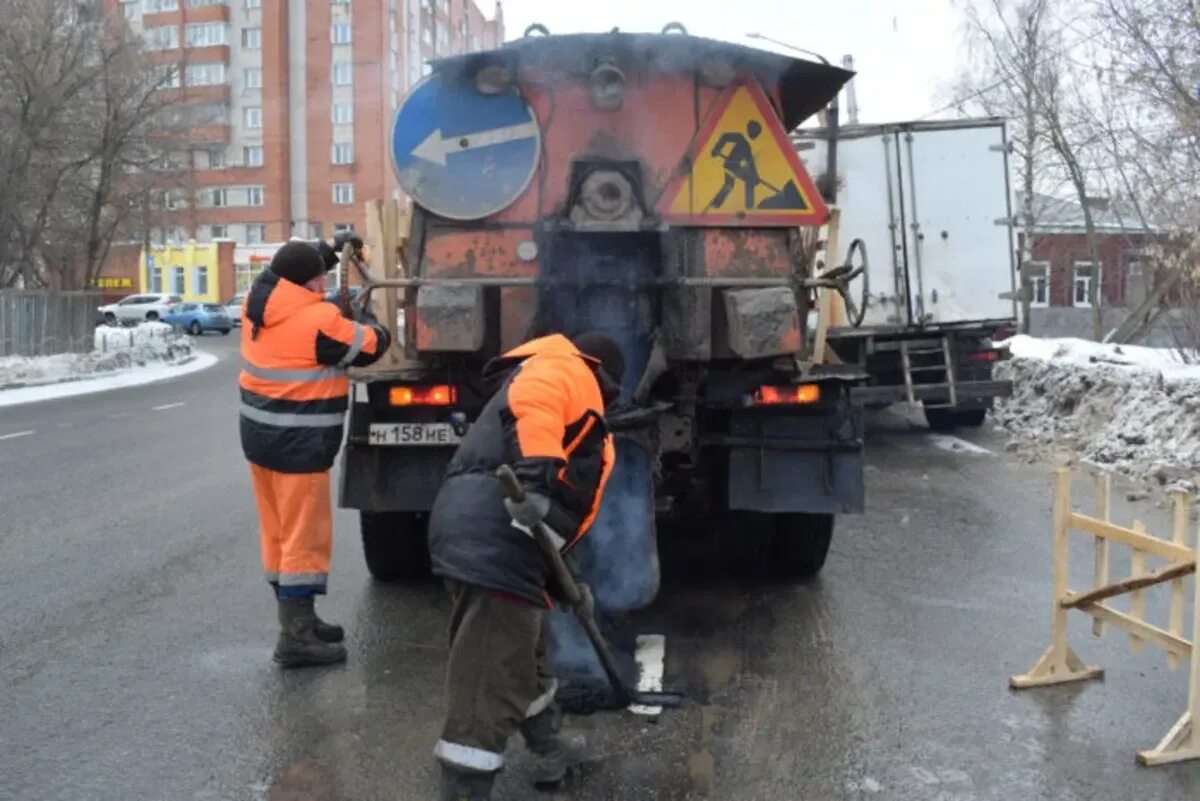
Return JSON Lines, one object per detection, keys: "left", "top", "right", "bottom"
{"left": 144, "top": 1, "right": 230, "bottom": 28}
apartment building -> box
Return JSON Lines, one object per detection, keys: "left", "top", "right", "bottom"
{"left": 106, "top": 0, "right": 504, "bottom": 246}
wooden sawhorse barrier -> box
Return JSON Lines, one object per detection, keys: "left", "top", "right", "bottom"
{"left": 1011, "top": 468, "right": 1199, "bottom": 766}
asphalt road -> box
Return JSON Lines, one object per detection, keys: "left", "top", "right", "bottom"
{"left": 1, "top": 336, "right": 1198, "bottom": 800}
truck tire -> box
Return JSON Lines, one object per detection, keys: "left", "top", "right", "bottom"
{"left": 768, "top": 513, "right": 835, "bottom": 580}
{"left": 361, "top": 511, "right": 431, "bottom": 581}
{"left": 924, "top": 407, "right": 988, "bottom": 431}
{"left": 719, "top": 511, "right": 834, "bottom": 580}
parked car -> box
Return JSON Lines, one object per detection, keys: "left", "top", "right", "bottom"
{"left": 162, "top": 302, "right": 233, "bottom": 336}
{"left": 98, "top": 293, "right": 181, "bottom": 324}
{"left": 224, "top": 294, "right": 245, "bottom": 325}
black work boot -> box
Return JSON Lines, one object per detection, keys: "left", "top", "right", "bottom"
{"left": 272, "top": 585, "right": 342, "bottom": 643}
{"left": 273, "top": 597, "right": 347, "bottom": 668}
{"left": 438, "top": 765, "right": 496, "bottom": 801}
{"left": 520, "top": 704, "right": 587, "bottom": 789}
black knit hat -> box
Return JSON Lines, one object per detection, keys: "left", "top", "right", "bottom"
{"left": 572, "top": 332, "right": 625, "bottom": 385}
{"left": 269, "top": 241, "right": 328, "bottom": 286}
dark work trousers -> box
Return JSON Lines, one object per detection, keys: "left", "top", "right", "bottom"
{"left": 433, "top": 580, "right": 557, "bottom": 774}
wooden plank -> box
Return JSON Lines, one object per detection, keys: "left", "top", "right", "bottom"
{"left": 1130, "top": 521, "right": 1148, "bottom": 653}
{"left": 1079, "top": 602, "right": 1192, "bottom": 658}
{"left": 1070, "top": 513, "right": 1195, "bottom": 562}
{"left": 1168, "top": 492, "right": 1188, "bottom": 670}
{"left": 1093, "top": 472, "right": 1111, "bottom": 636}
{"left": 1062, "top": 561, "right": 1195, "bottom": 610}
{"left": 1051, "top": 469, "right": 1072, "bottom": 666}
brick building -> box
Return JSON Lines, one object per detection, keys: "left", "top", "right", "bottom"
{"left": 105, "top": 0, "right": 503, "bottom": 247}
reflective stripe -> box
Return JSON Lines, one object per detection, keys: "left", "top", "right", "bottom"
{"left": 264, "top": 571, "right": 280, "bottom": 582}
{"left": 338, "top": 322, "right": 365, "bottom": 367}
{"left": 278, "top": 572, "right": 329, "bottom": 587}
{"left": 239, "top": 403, "right": 345, "bottom": 428}
{"left": 434, "top": 740, "right": 504, "bottom": 772}
{"left": 524, "top": 679, "right": 559, "bottom": 719}
{"left": 242, "top": 361, "right": 344, "bottom": 383}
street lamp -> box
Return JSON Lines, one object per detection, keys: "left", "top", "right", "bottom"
{"left": 745, "top": 32, "right": 830, "bottom": 65}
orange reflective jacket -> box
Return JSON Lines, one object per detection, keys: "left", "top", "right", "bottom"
{"left": 239, "top": 269, "right": 389, "bottom": 473}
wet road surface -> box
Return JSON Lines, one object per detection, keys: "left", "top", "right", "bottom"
{"left": 1, "top": 337, "right": 1197, "bottom": 800}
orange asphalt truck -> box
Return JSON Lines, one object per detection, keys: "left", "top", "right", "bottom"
{"left": 339, "top": 28, "right": 862, "bottom": 616}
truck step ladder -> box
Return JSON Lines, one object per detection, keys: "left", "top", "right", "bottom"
{"left": 899, "top": 336, "right": 958, "bottom": 408}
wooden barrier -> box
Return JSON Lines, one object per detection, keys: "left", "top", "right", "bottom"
{"left": 1011, "top": 469, "right": 1199, "bottom": 767}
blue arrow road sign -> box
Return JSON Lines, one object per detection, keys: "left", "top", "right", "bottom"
{"left": 391, "top": 71, "right": 541, "bottom": 221}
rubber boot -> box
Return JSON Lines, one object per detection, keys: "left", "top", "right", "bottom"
{"left": 438, "top": 764, "right": 496, "bottom": 801}
{"left": 272, "top": 585, "right": 342, "bottom": 643}
{"left": 520, "top": 704, "right": 587, "bottom": 789}
{"left": 273, "top": 597, "right": 347, "bottom": 668}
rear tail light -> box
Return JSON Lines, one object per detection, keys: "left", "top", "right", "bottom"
{"left": 749, "top": 384, "right": 821, "bottom": 406}
{"left": 967, "top": 350, "right": 1000, "bottom": 364}
{"left": 389, "top": 384, "right": 457, "bottom": 406}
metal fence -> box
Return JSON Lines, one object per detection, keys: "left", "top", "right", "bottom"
{"left": 0, "top": 291, "right": 101, "bottom": 357}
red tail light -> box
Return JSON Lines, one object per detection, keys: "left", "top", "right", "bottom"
{"left": 967, "top": 350, "right": 1000, "bottom": 364}
{"left": 750, "top": 384, "right": 821, "bottom": 406}
{"left": 389, "top": 384, "right": 457, "bottom": 406}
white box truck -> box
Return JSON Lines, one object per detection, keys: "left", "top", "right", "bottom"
{"left": 796, "top": 118, "right": 1017, "bottom": 430}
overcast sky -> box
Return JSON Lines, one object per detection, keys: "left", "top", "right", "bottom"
{"left": 491, "top": 0, "right": 968, "bottom": 124}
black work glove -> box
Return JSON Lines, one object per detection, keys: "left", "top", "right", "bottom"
{"left": 333, "top": 230, "right": 364, "bottom": 255}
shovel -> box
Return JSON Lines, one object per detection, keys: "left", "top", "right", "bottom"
{"left": 495, "top": 465, "right": 683, "bottom": 710}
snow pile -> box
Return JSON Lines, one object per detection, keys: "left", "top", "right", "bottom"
{"left": 0, "top": 322, "right": 193, "bottom": 390}
{"left": 994, "top": 336, "right": 1200, "bottom": 490}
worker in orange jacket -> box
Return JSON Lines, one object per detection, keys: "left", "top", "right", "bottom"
{"left": 427, "top": 332, "right": 623, "bottom": 800}
{"left": 240, "top": 235, "right": 390, "bottom": 668}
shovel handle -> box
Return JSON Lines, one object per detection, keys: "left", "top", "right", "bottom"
{"left": 495, "top": 466, "right": 583, "bottom": 607}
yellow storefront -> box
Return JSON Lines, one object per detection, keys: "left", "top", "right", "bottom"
{"left": 138, "top": 242, "right": 235, "bottom": 304}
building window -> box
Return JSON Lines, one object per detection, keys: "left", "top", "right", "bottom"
{"left": 333, "top": 183, "right": 355, "bottom": 205}
{"left": 332, "top": 61, "right": 354, "bottom": 86}
{"left": 331, "top": 22, "right": 352, "bottom": 44}
{"left": 244, "top": 145, "right": 263, "bottom": 166}
{"left": 1026, "top": 261, "right": 1049, "bottom": 308}
{"left": 171, "top": 266, "right": 186, "bottom": 295}
{"left": 332, "top": 142, "right": 354, "bottom": 164}
{"left": 437, "top": 26, "right": 448, "bottom": 50}
{"left": 208, "top": 149, "right": 226, "bottom": 169}
{"left": 332, "top": 102, "right": 353, "bottom": 124}
{"left": 120, "top": 1, "right": 140, "bottom": 21}
{"left": 331, "top": 0, "right": 349, "bottom": 4}
{"left": 187, "top": 0, "right": 227, "bottom": 6}
{"left": 422, "top": 27, "right": 432, "bottom": 46}
{"left": 244, "top": 106, "right": 262, "bottom": 129}
{"left": 145, "top": 26, "right": 179, "bottom": 51}
{"left": 210, "top": 188, "right": 227, "bottom": 207}
{"left": 1073, "top": 262, "right": 1099, "bottom": 308}
{"left": 244, "top": 67, "right": 263, "bottom": 89}
{"left": 242, "top": 27, "right": 262, "bottom": 49}
{"left": 146, "top": 0, "right": 179, "bottom": 11}
{"left": 246, "top": 186, "right": 265, "bottom": 207}
{"left": 334, "top": 223, "right": 355, "bottom": 234}
{"left": 210, "top": 225, "right": 228, "bottom": 239}
{"left": 194, "top": 266, "right": 209, "bottom": 296}
{"left": 185, "top": 23, "right": 228, "bottom": 47}
{"left": 156, "top": 64, "right": 182, "bottom": 88}
{"left": 148, "top": 266, "right": 163, "bottom": 293}
{"left": 246, "top": 0, "right": 261, "bottom": 8}
{"left": 186, "top": 62, "right": 227, "bottom": 86}
{"left": 246, "top": 224, "right": 266, "bottom": 244}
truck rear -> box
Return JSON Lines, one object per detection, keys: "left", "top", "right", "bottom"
{"left": 796, "top": 118, "right": 1017, "bottom": 429}
{"left": 340, "top": 29, "right": 863, "bottom": 613}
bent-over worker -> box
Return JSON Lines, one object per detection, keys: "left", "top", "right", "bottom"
{"left": 427, "top": 332, "right": 625, "bottom": 801}
{"left": 240, "top": 234, "right": 390, "bottom": 668}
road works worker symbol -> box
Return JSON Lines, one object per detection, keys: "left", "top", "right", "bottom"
{"left": 658, "top": 80, "right": 828, "bottom": 227}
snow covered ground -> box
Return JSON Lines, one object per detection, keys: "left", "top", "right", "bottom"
{"left": 994, "top": 335, "right": 1200, "bottom": 491}
{"left": 0, "top": 322, "right": 216, "bottom": 407}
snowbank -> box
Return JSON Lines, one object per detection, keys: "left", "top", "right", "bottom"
{"left": 995, "top": 336, "right": 1200, "bottom": 490}
{"left": 0, "top": 322, "right": 195, "bottom": 391}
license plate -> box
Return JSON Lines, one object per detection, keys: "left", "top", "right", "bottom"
{"left": 368, "top": 423, "right": 462, "bottom": 446}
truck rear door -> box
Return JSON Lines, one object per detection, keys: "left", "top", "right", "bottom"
{"left": 897, "top": 121, "right": 1016, "bottom": 326}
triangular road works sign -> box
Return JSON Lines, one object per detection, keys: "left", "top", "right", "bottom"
{"left": 658, "top": 80, "right": 828, "bottom": 227}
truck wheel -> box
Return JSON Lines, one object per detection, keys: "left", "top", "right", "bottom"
{"left": 361, "top": 511, "right": 431, "bottom": 581}
{"left": 925, "top": 407, "right": 988, "bottom": 431}
{"left": 768, "top": 513, "right": 835, "bottom": 580}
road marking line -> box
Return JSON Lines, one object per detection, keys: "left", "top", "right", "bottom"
{"left": 0, "top": 430, "right": 34, "bottom": 441}
{"left": 928, "top": 434, "right": 993, "bottom": 455}
{"left": 629, "top": 633, "right": 666, "bottom": 716}
{"left": 152, "top": 402, "right": 186, "bottom": 411}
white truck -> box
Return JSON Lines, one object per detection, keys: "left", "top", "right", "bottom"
{"left": 796, "top": 117, "right": 1017, "bottom": 429}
